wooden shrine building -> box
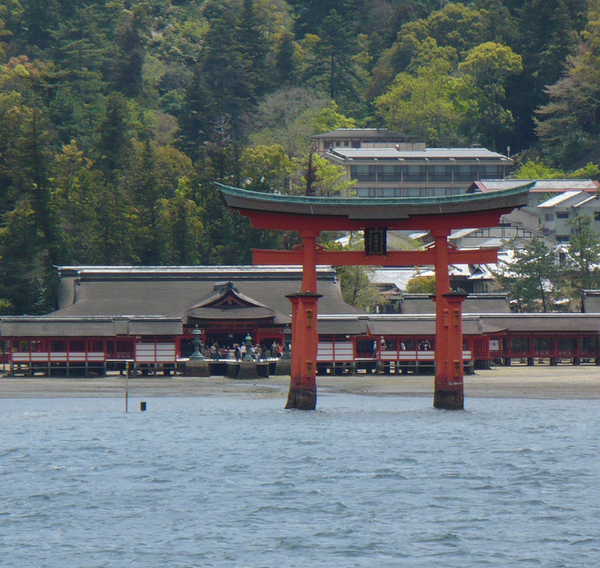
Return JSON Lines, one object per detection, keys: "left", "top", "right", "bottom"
{"left": 0, "top": 266, "right": 360, "bottom": 376}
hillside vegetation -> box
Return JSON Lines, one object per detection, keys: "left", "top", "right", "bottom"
{"left": 0, "top": 0, "right": 597, "bottom": 313}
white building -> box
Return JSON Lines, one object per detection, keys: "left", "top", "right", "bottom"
{"left": 538, "top": 191, "right": 600, "bottom": 242}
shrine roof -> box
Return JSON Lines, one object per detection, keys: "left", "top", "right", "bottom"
{"left": 51, "top": 265, "right": 363, "bottom": 319}
{"left": 480, "top": 314, "right": 600, "bottom": 333}
{"left": 400, "top": 294, "right": 511, "bottom": 315}
{"left": 0, "top": 316, "right": 183, "bottom": 337}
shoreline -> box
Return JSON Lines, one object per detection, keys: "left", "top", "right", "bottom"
{"left": 0, "top": 365, "right": 599, "bottom": 400}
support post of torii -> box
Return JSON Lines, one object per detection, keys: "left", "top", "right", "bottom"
{"left": 282, "top": 230, "right": 469, "bottom": 410}
{"left": 284, "top": 231, "right": 322, "bottom": 410}
{"left": 432, "top": 229, "right": 468, "bottom": 409}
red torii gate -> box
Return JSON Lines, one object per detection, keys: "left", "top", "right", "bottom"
{"left": 220, "top": 183, "right": 530, "bottom": 410}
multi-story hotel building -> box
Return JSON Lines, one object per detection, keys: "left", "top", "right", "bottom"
{"left": 313, "top": 129, "right": 514, "bottom": 197}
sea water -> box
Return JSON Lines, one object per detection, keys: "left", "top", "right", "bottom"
{"left": 0, "top": 393, "right": 599, "bottom": 568}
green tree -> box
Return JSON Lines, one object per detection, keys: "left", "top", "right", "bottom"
{"left": 339, "top": 264, "right": 382, "bottom": 312}
{"left": 237, "top": 0, "right": 272, "bottom": 100}
{"left": 122, "top": 140, "right": 195, "bottom": 264}
{"left": 50, "top": 140, "right": 104, "bottom": 264}
{"left": 241, "top": 144, "right": 294, "bottom": 192}
{"left": 504, "top": 0, "right": 588, "bottom": 153}
{"left": 566, "top": 215, "right": 600, "bottom": 297}
{"left": 495, "top": 236, "right": 564, "bottom": 313}
{"left": 291, "top": 152, "right": 356, "bottom": 195}
{"left": 375, "top": 59, "right": 467, "bottom": 146}
{"left": 96, "top": 92, "right": 133, "bottom": 177}
{"left": 458, "top": 41, "right": 523, "bottom": 148}
{"left": 366, "top": 3, "right": 495, "bottom": 101}
{"left": 312, "top": 101, "right": 356, "bottom": 133}
{"left": 92, "top": 183, "right": 139, "bottom": 265}
{"left": 249, "top": 86, "right": 328, "bottom": 157}
{"left": 512, "top": 159, "right": 565, "bottom": 179}
{"left": 405, "top": 274, "right": 436, "bottom": 294}
{"left": 0, "top": 199, "right": 55, "bottom": 314}
{"left": 21, "top": 0, "right": 60, "bottom": 49}
{"left": 314, "top": 10, "right": 359, "bottom": 101}
{"left": 323, "top": 234, "right": 385, "bottom": 312}
{"left": 156, "top": 176, "right": 204, "bottom": 265}
{"left": 112, "top": 2, "right": 151, "bottom": 97}
{"left": 535, "top": 2, "right": 600, "bottom": 167}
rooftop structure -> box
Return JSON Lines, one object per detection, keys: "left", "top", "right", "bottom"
{"left": 218, "top": 182, "right": 530, "bottom": 231}
{"left": 325, "top": 145, "right": 513, "bottom": 198}
{"left": 310, "top": 129, "right": 514, "bottom": 198}
{"left": 537, "top": 192, "right": 600, "bottom": 243}
{"left": 311, "top": 128, "right": 421, "bottom": 154}
{"left": 470, "top": 179, "right": 600, "bottom": 208}
{"left": 400, "top": 294, "right": 511, "bottom": 315}
{"left": 54, "top": 265, "right": 359, "bottom": 320}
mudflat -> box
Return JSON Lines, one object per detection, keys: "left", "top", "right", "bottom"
{"left": 0, "top": 364, "right": 599, "bottom": 400}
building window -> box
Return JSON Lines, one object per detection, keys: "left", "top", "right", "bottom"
{"left": 557, "top": 212, "right": 569, "bottom": 219}
{"left": 429, "top": 165, "right": 449, "bottom": 181}
{"left": 350, "top": 165, "right": 375, "bottom": 182}
{"left": 70, "top": 340, "right": 85, "bottom": 352}
{"left": 545, "top": 213, "right": 555, "bottom": 221}
{"left": 406, "top": 165, "right": 427, "bottom": 182}
{"left": 455, "top": 164, "right": 478, "bottom": 181}
{"left": 556, "top": 235, "right": 570, "bottom": 243}
{"left": 352, "top": 141, "right": 361, "bottom": 148}
{"left": 50, "top": 340, "right": 65, "bottom": 352}
{"left": 380, "top": 165, "right": 401, "bottom": 182}
{"left": 482, "top": 165, "right": 503, "bottom": 178}
{"left": 594, "top": 211, "right": 600, "bottom": 221}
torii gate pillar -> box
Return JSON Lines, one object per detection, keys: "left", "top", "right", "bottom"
{"left": 432, "top": 231, "right": 467, "bottom": 410}
{"left": 285, "top": 231, "right": 321, "bottom": 410}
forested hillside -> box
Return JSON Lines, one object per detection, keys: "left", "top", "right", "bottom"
{"left": 0, "top": 0, "right": 597, "bottom": 313}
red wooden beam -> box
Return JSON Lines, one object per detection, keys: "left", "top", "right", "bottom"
{"left": 237, "top": 208, "right": 514, "bottom": 232}
{"left": 251, "top": 248, "right": 498, "bottom": 267}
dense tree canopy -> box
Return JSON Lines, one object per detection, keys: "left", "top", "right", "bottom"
{"left": 0, "top": 0, "right": 599, "bottom": 313}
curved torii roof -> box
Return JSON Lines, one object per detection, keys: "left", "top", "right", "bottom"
{"left": 219, "top": 182, "right": 532, "bottom": 232}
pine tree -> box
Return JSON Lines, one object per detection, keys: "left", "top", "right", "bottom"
{"left": 496, "top": 236, "right": 564, "bottom": 313}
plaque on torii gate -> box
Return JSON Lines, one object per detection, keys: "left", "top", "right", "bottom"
{"left": 220, "top": 182, "right": 531, "bottom": 410}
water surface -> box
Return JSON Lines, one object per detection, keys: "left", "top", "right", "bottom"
{"left": 1, "top": 394, "right": 598, "bottom": 567}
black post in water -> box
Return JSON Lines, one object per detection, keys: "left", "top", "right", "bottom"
{"left": 125, "top": 361, "right": 129, "bottom": 413}
{"left": 140, "top": 402, "right": 147, "bottom": 412}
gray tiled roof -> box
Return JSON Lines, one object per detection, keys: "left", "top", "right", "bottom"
{"left": 54, "top": 266, "right": 363, "bottom": 319}
{"left": 400, "top": 294, "right": 511, "bottom": 315}
{"left": 329, "top": 148, "right": 508, "bottom": 160}
{"left": 474, "top": 179, "right": 600, "bottom": 192}
{"left": 583, "top": 290, "right": 600, "bottom": 314}
{"left": 311, "top": 128, "right": 405, "bottom": 140}
{"left": 482, "top": 314, "right": 600, "bottom": 333}
{"left": 0, "top": 316, "right": 183, "bottom": 337}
